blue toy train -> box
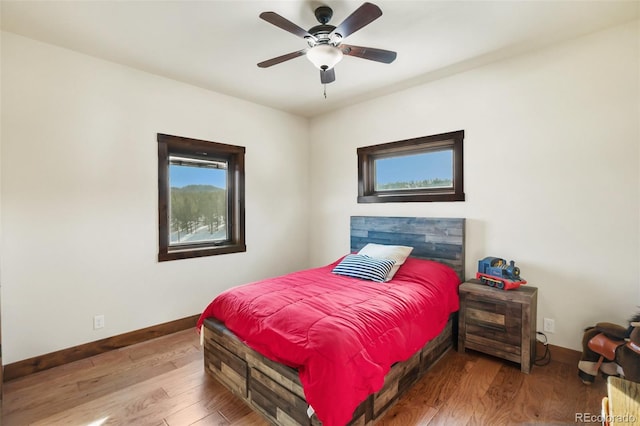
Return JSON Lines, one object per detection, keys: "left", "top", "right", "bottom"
{"left": 476, "top": 256, "right": 527, "bottom": 290}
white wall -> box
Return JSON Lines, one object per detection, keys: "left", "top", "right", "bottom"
{"left": 309, "top": 21, "right": 640, "bottom": 351}
{"left": 0, "top": 32, "right": 310, "bottom": 364}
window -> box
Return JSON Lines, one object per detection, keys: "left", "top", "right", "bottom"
{"left": 357, "top": 130, "right": 464, "bottom": 203}
{"left": 157, "top": 133, "right": 245, "bottom": 261}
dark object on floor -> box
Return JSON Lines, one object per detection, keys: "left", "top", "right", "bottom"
{"left": 578, "top": 312, "right": 640, "bottom": 384}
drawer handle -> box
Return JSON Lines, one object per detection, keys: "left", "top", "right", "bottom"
{"left": 475, "top": 322, "right": 507, "bottom": 333}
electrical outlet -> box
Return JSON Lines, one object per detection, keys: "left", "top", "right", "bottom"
{"left": 94, "top": 314, "right": 105, "bottom": 330}
{"left": 543, "top": 317, "right": 555, "bottom": 333}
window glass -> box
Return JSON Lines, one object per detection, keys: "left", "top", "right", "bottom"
{"left": 169, "top": 157, "right": 228, "bottom": 245}
{"left": 374, "top": 150, "right": 453, "bottom": 191}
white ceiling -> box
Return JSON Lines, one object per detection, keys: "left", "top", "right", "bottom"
{"left": 1, "top": 1, "right": 637, "bottom": 118}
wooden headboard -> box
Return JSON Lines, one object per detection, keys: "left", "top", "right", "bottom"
{"left": 350, "top": 216, "right": 466, "bottom": 282}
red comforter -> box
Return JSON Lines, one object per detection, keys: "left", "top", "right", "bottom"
{"left": 197, "top": 256, "right": 460, "bottom": 426}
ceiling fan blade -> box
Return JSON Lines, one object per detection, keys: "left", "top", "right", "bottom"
{"left": 341, "top": 44, "right": 397, "bottom": 64}
{"left": 320, "top": 68, "right": 336, "bottom": 84}
{"left": 331, "top": 2, "right": 382, "bottom": 39}
{"left": 260, "top": 11, "right": 316, "bottom": 41}
{"left": 258, "top": 49, "right": 308, "bottom": 68}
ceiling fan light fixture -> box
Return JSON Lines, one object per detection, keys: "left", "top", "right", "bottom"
{"left": 258, "top": 3, "right": 395, "bottom": 84}
{"left": 306, "top": 44, "right": 343, "bottom": 70}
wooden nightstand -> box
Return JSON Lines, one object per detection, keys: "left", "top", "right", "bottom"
{"left": 458, "top": 279, "right": 538, "bottom": 373}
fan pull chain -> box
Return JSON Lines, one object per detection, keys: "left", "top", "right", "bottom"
{"left": 323, "top": 84, "right": 327, "bottom": 99}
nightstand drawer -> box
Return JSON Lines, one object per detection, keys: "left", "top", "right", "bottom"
{"left": 465, "top": 297, "right": 522, "bottom": 347}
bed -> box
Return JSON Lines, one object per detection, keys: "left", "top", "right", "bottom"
{"left": 198, "top": 216, "right": 465, "bottom": 426}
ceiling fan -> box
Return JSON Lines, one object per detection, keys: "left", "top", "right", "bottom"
{"left": 257, "top": 2, "right": 397, "bottom": 85}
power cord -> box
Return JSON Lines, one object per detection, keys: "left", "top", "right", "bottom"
{"left": 535, "top": 331, "right": 551, "bottom": 366}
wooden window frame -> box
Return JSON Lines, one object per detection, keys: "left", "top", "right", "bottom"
{"left": 357, "top": 130, "right": 465, "bottom": 203}
{"left": 157, "top": 133, "right": 245, "bottom": 262}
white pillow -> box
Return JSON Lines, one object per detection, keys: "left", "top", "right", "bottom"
{"left": 357, "top": 243, "right": 414, "bottom": 281}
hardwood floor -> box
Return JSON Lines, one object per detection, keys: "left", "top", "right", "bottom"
{"left": 2, "top": 329, "right": 607, "bottom": 425}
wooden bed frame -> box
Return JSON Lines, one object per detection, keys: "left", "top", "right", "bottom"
{"left": 202, "top": 216, "right": 465, "bottom": 425}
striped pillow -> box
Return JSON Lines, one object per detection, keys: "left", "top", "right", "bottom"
{"left": 332, "top": 254, "right": 396, "bottom": 283}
